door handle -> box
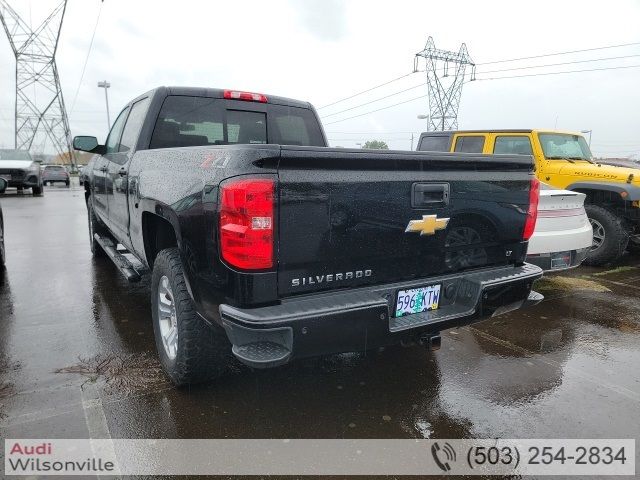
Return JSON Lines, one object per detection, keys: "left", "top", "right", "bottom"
{"left": 118, "top": 168, "right": 127, "bottom": 177}
{"left": 412, "top": 183, "right": 450, "bottom": 208}
{"left": 99, "top": 166, "right": 107, "bottom": 172}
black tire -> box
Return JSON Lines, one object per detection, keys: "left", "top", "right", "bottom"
{"left": 151, "top": 247, "right": 232, "bottom": 386}
{"left": 65, "top": 180, "right": 70, "bottom": 187}
{"left": 32, "top": 184, "right": 43, "bottom": 196}
{"left": 87, "top": 197, "right": 106, "bottom": 258}
{"left": 583, "top": 204, "right": 628, "bottom": 266}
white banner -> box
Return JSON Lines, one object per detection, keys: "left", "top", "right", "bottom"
{"left": 4, "top": 438, "right": 635, "bottom": 476}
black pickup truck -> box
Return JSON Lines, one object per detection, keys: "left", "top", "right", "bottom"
{"left": 74, "top": 86, "right": 543, "bottom": 386}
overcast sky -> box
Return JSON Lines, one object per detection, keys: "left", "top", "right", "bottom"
{"left": 1, "top": 0, "right": 639, "bottom": 157}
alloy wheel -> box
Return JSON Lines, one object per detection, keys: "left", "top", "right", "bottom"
{"left": 590, "top": 218, "right": 606, "bottom": 252}
{"left": 157, "top": 275, "right": 178, "bottom": 360}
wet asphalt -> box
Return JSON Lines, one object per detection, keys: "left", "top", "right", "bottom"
{"left": 0, "top": 181, "right": 639, "bottom": 478}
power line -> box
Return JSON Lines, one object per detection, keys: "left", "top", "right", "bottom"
{"left": 318, "top": 43, "right": 640, "bottom": 125}
{"left": 320, "top": 84, "right": 425, "bottom": 118}
{"left": 477, "top": 41, "right": 640, "bottom": 66}
{"left": 69, "top": 1, "right": 103, "bottom": 114}
{"left": 324, "top": 94, "right": 427, "bottom": 125}
{"left": 317, "top": 42, "right": 640, "bottom": 114}
{"left": 323, "top": 63, "right": 640, "bottom": 125}
{"left": 476, "top": 53, "right": 640, "bottom": 75}
{"left": 318, "top": 72, "right": 415, "bottom": 110}
{"left": 474, "top": 63, "right": 640, "bottom": 81}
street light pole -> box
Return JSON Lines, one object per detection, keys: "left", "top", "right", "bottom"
{"left": 97, "top": 81, "right": 111, "bottom": 129}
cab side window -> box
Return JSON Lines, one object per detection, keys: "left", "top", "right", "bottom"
{"left": 454, "top": 135, "right": 485, "bottom": 153}
{"left": 105, "top": 107, "right": 130, "bottom": 154}
{"left": 119, "top": 98, "right": 150, "bottom": 153}
{"left": 493, "top": 136, "right": 533, "bottom": 155}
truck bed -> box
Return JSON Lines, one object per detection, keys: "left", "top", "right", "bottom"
{"left": 126, "top": 145, "right": 535, "bottom": 307}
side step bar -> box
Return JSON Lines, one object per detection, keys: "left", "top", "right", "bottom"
{"left": 94, "top": 233, "right": 141, "bottom": 283}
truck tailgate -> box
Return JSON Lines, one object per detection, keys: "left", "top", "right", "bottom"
{"left": 276, "top": 147, "right": 534, "bottom": 297}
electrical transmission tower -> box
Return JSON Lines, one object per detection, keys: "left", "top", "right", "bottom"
{"left": 0, "top": 0, "right": 75, "bottom": 165}
{"left": 414, "top": 36, "right": 475, "bottom": 131}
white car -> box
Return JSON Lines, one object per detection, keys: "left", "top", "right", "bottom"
{"left": 525, "top": 185, "right": 593, "bottom": 271}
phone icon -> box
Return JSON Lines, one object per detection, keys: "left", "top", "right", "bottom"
{"left": 431, "top": 441, "right": 457, "bottom": 472}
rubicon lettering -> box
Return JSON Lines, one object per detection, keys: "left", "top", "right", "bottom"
{"left": 291, "top": 270, "right": 372, "bottom": 287}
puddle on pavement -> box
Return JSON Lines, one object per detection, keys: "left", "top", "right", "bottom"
{"left": 54, "top": 352, "right": 169, "bottom": 395}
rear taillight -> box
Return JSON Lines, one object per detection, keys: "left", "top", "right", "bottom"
{"left": 523, "top": 178, "right": 540, "bottom": 241}
{"left": 219, "top": 178, "right": 275, "bottom": 270}
{"left": 223, "top": 90, "right": 268, "bottom": 103}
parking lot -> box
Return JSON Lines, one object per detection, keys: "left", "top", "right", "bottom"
{"left": 1, "top": 182, "right": 640, "bottom": 467}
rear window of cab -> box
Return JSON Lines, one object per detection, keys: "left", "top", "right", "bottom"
{"left": 149, "top": 95, "right": 324, "bottom": 149}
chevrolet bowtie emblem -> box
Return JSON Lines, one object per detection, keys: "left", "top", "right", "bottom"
{"left": 405, "top": 215, "right": 450, "bottom": 236}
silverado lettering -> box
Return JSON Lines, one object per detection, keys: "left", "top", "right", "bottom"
{"left": 75, "top": 86, "right": 543, "bottom": 387}
{"left": 291, "top": 269, "right": 372, "bottom": 287}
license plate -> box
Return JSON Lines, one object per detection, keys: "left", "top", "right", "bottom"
{"left": 550, "top": 251, "right": 571, "bottom": 269}
{"left": 395, "top": 284, "right": 441, "bottom": 317}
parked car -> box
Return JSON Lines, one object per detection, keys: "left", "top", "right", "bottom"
{"left": 526, "top": 185, "right": 592, "bottom": 271}
{"left": 0, "top": 148, "right": 43, "bottom": 195}
{"left": 78, "top": 166, "right": 85, "bottom": 186}
{"left": 74, "top": 86, "right": 543, "bottom": 386}
{"left": 42, "top": 164, "right": 70, "bottom": 187}
{"left": 0, "top": 178, "right": 6, "bottom": 268}
{"left": 416, "top": 129, "right": 640, "bottom": 265}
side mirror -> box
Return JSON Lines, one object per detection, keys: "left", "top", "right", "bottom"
{"left": 0, "top": 177, "right": 7, "bottom": 192}
{"left": 73, "top": 136, "right": 100, "bottom": 152}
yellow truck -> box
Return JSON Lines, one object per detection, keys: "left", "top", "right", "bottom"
{"left": 416, "top": 129, "right": 640, "bottom": 266}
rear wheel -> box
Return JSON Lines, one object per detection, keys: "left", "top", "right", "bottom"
{"left": 32, "top": 184, "right": 43, "bottom": 196}
{"left": 583, "top": 204, "right": 628, "bottom": 266}
{"left": 65, "top": 180, "right": 70, "bottom": 187}
{"left": 151, "top": 247, "right": 233, "bottom": 386}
